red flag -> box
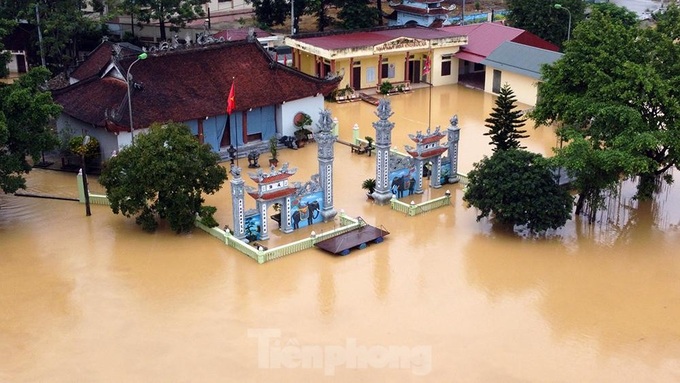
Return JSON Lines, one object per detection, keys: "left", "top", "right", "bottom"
{"left": 423, "top": 56, "right": 431, "bottom": 76}
{"left": 227, "top": 82, "right": 235, "bottom": 115}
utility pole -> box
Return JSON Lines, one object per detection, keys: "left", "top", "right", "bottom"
{"left": 35, "top": 3, "right": 45, "bottom": 67}
{"left": 291, "top": 0, "right": 295, "bottom": 35}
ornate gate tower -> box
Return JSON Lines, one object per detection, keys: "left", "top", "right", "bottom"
{"left": 229, "top": 165, "right": 247, "bottom": 240}
{"left": 372, "top": 98, "right": 396, "bottom": 205}
{"left": 405, "top": 127, "right": 448, "bottom": 193}
{"left": 245, "top": 165, "right": 298, "bottom": 240}
{"left": 447, "top": 115, "right": 461, "bottom": 184}
{"left": 316, "top": 109, "right": 337, "bottom": 222}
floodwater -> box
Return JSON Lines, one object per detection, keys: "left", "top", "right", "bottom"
{"left": 612, "top": 0, "right": 665, "bottom": 19}
{"left": 2, "top": 84, "right": 680, "bottom": 382}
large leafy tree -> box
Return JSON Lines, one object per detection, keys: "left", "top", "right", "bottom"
{"left": 337, "top": 0, "right": 379, "bottom": 30}
{"left": 506, "top": 0, "right": 585, "bottom": 47}
{"left": 247, "top": 0, "right": 290, "bottom": 28}
{"left": 99, "top": 122, "right": 228, "bottom": 233}
{"left": 463, "top": 149, "right": 573, "bottom": 233}
{"left": 483, "top": 83, "right": 528, "bottom": 152}
{"left": 26, "top": 0, "right": 103, "bottom": 72}
{"left": 532, "top": 4, "right": 680, "bottom": 200}
{"left": 552, "top": 131, "right": 647, "bottom": 223}
{"left": 134, "top": 0, "right": 208, "bottom": 41}
{"left": 0, "top": 67, "right": 61, "bottom": 196}
{"left": 0, "top": 18, "right": 15, "bottom": 78}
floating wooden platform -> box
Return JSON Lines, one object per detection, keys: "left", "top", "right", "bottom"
{"left": 315, "top": 222, "right": 389, "bottom": 256}
{"left": 359, "top": 92, "right": 380, "bottom": 106}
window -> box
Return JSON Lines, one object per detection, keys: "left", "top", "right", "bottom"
{"left": 441, "top": 54, "right": 452, "bottom": 76}
{"left": 366, "top": 67, "right": 376, "bottom": 82}
{"left": 492, "top": 70, "right": 502, "bottom": 93}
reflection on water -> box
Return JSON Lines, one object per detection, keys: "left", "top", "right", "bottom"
{"left": 1, "top": 85, "right": 680, "bottom": 382}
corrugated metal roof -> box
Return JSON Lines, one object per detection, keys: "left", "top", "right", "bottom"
{"left": 480, "top": 41, "right": 563, "bottom": 79}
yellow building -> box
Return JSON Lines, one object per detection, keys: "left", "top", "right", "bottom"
{"left": 481, "top": 41, "right": 563, "bottom": 106}
{"left": 284, "top": 26, "right": 467, "bottom": 91}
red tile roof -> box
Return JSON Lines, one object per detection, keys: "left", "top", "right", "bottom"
{"left": 409, "top": 131, "right": 446, "bottom": 144}
{"left": 441, "top": 22, "right": 559, "bottom": 63}
{"left": 69, "top": 40, "right": 140, "bottom": 81}
{"left": 406, "top": 146, "right": 448, "bottom": 158}
{"left": 52, "top": 40, "right": 340, "bottom": 132}
{"left": 247, "top": 187, "right": 298, "bottom": 201}
{"left": 294, "top": 26, "right": 463, "bottom": 51}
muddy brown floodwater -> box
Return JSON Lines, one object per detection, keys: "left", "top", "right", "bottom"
{"left": 1, "top": 84, "right": 680, "bottom": 382}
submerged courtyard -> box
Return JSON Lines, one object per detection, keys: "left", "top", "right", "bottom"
{"left": 1, "top": 85, "right": 680, "bottom": 382}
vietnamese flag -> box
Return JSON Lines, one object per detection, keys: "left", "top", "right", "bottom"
{"left": 227, "top": 82, "right": 236, "bottom": 115}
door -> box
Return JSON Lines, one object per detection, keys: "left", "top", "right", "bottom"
{"left": 352, "top": 62, "right": 361, "bottom": 90}
{"left": 408, "top": 60, "right": 421, "bottom": 84}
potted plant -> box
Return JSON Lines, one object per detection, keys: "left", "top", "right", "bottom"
{"left": 362, "top": 178, "right": 376, "bottom": 199}
{"left": 269, "top": 136, "right": 279, "bottom": 167}
{"left": 294, "top": 112, "right": 313, "bottom": 147}
{"left": 379, "top": 81, "right": 394, "bottom": 95}
{"left": 364, "top": 136, "right": 374, "bottom": 149}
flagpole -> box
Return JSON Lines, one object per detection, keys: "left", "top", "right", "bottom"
{"left": 428, "top": 82, "right": 432, "bottom": 129}
{"left": 424, "top": 53, "right": 432, "bottom": 129}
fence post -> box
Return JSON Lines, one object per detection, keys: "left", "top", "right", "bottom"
{"left": 352, "top": 123, "right": 360, "bottom": 144}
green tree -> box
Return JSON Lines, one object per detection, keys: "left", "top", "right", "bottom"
{"left": 0, "top": 67, "right": 61, "bottom": 196}
{"left": 247, "top": 0, "right": 290, "bottom": 28}
{"left": 532, "top": 4, "right": 680, "bottom": 200}
{"left": 463, "top": 149, "right": 573, "bottom": 233}
{"left": 27, "top": 0, "right": 103, "bottom": 72}
{"left": 134, "top": 0, "right": 208, "bottom": 41}
{"left": 306, "top": 0, "right": 332, "bottom": 32}
{"left": 99, "top": 122, "right": 227, "bottom": 233}
{"left": 0, "top": 18, "right": 16, "bottom": 78}
{"left": 483, "top": 83, "right": 528, "bottom": 152}
{"left": 337, "top": 0, "right": 379, "bottom": 30}
{"left": 552, "top": 131, "right": 647, "bottom": 223}
{"left": 506, "top": 0, "right": 585, "bottom": 47}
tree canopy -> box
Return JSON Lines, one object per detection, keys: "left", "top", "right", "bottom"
{"left": 1, "top": 1, "right": 104, "bottom": 72}
{"left": 484, "top": 83, "right": 528, "bottom": 152}
{"left": 99, "top": 122, "right": 227, "bottom": 233}
{"left": 132, "top": 0, "right": 208, "bottom": 41}
{"left": 506, "top": 0, "right": 586, "bottom": 47}
{"left": 0, "top": 67, "right": 61, "bottom": 196}
{"left": 336, "top": 0, "right": 379, "bottom": 30}
{"left": 463, "top": 149, "right": 573, "bottom": 233}
{"left": 532, "top": 4, "right": 680, "bottom": 200}
{"left": 0, "top": 18, "right": 15, "bottom": 78}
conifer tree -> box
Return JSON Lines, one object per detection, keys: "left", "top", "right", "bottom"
{"left": 484, "top": 83, "right": 528, "bottom": 152}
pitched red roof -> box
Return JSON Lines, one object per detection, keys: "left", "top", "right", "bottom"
{"left": 248, "top": 172, "right": 294, "bottom": 183}
{"left": 247, "top": 187, "right": 298, "bottom": 201}
{"left": 52, "top": 40, "right": 340, "bottom": 131}
{"left": 70, "top": 40, "right": 140, "bottom": 81}
{"left": 406, "top": 146, "right": 448, "bottom": 158}
{"left": 441, "top": 22, "right": 559, "bottom": 63}
{"left": 409, "top": 131, "right": 446, "bottom": 144}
